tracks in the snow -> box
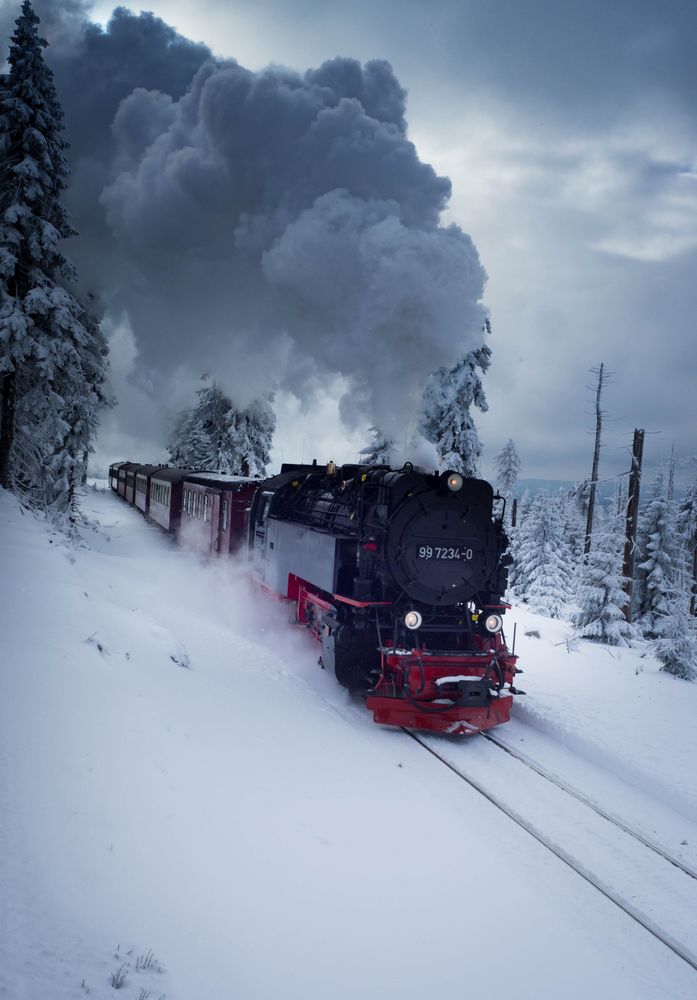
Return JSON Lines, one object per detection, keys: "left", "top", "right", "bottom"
{"left": 404, "top": 728, "right": 697, "bottom": 975}
{"left": 482, "top": 730, "right": 697, "bottom": 881}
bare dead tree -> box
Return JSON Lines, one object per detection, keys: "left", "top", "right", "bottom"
{"left": 667, "top": 442, "right": 675, "bottom": 502}
{"left": 622, "top": 429, "right": 645, "bottom": 622}
{"left": 584, "top": 363, "right": 613, "bottom": 558}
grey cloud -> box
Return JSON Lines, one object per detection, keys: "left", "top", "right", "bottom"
{"left": 179, "top": 0, "right": 697, "bottom": 146}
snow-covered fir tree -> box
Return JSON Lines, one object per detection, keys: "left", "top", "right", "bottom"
{"left": 167, "top": 408, "right": 200, "bottom": 468}
{"left": 634, "top": 472, "right": 678, "bottom": 637}
{"left": 511, "top": 491, "right": 574, "bottom": 617}
{"left": 233, "top": 394, "right": 275, "bottom": 477}
{"left": 359, "top": 426, "right": 394, "bottom": 465}
{"left": 572, "top": 523, "right": 633, "bottom": 645}
{"left": 168, "top": 381, "right": 235, "bottom": 471}
{"left": 505, "top": 490, "right": 530, "bottom": 593}
{"left": 569, "top": 478, "right": 591, "bottom": 526}
{"left": 168, "top": 378, "right": 275, "bottom": 476}
{"left": 560, "top": 486, "right": 586, "bottom": 584}
{"left": 652, "top": 578, "right": 697, "bottom": 680}
{"left": 0, "top": 1, "right": 110, "bottom": 516}
{"left": 494, "top": 438, "right": 521, "bottom": 496}
{"left": 676, "top": 474, "right": 697, "bottom": 616}
{"left": 418, "top": 321, "right": 491, "bottom": 477}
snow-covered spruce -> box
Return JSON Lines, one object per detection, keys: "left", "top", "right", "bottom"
{"left": 359, "top": 425, "right": 394, "bottom": 465}
{"left": 512, "top": 491, "right": 574, "bottom": 618}
{"left": 418, "top": 321, "right": 491, "bottom": 477}
{"left": 0, "top": 1, "right": 110, "bottom": 517}
{"left": 233, "top": 393, "right": 276, "bottom": 477}
{"left": 168, "top": 377, "right": 275, "bottom": 476}
{"left": 560, "top": 486, "right": 586, "bottom": 583}
{"left": 494, "top": 438, "right": 521, "bottom": 497}
{"left": 676, "top": 473, "right": 697, "bottom": 615}
{"left": 572, "top": 524, "right": 633, "bottom": 646}
{"left": 505, "top": 491, "right": 530, "bottom": 594}
{"left": 652, "top": 579, "right": 697, "bottom": 681}
{"left": 634, "top": 472, "right": 679, "bottom": 638}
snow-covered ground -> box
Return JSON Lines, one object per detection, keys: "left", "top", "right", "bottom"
{"left": 2, "top": 484, "right": 697, "bottom": 1000}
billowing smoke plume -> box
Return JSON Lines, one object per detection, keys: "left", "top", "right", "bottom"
{"left": 4, "top": 2, "right": 488, "bottom": 443}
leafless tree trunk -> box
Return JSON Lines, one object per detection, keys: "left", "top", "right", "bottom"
{"left": 622, "top": 429, "right": 644, "bottom": 622}
{"left": 0, "top": 371, "right": 16, "bottom": 490}
{"left": 584, "top": 363, "right": 610, "bottom": 558}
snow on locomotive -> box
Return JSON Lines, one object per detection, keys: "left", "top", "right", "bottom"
{"left": 248, "top": 460, "right": 519, "bottom": 735}
{"left": 108, "top": 458, "right": 520, "bottom": 735}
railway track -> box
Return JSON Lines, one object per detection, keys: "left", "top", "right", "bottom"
{"left": 404, "top": 728, "right": 697, "bottom": 976}
{"left": 482, "top": 730, "right": 697, "bottom": 881}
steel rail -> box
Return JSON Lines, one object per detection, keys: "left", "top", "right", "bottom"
{"left": 404, "top": 729, "right": 697, "bottom": 975}
{"left": 483, "top": 731, "right": 697, "bottom": 881}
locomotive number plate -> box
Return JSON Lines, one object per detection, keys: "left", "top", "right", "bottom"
{"left": 417, "top": 545, "right": 474, "bottom": 561}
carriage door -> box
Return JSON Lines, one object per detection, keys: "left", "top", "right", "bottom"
{"left": 209, "top": 491, "right": 221, "bottom": 554}
{"left": 252, "top": 491, "right": 274, "bottom": 577}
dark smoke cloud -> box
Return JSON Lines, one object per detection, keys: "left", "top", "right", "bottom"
{"left": 3, "top": 1, "right": 487, "bottom": 439}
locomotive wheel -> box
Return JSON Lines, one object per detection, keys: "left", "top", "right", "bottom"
{"left": 333, "top": 625, "right": 378, "bottom": 693}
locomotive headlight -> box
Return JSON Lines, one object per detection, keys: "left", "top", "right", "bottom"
{"left": 404, "top": 610, "right": 423, "bottom": 630}
{"left": 484, "top": 613, "right": 503, "bottom": 634}
{"left": 446, "top": 472, "right": 464, "bottom": 492}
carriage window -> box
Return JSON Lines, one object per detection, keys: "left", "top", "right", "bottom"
{"left": 222, "top": 499, "right": 229, "bottom": 531}
{"left": 195, "top": 492, "right": 200, "bottom": 518}
{"left": 204, "top": 495, "right": 209, "bottom": 522}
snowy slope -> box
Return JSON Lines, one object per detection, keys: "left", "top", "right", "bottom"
{"left": 1, "top": 484, "right": 697, "bottom": 1000}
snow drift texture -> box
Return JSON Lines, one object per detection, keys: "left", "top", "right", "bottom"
{"left": 3, "top": 1, "right": 487, "bottom": 440}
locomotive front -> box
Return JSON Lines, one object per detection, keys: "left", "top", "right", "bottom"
{"left": 249, "top": 462, "right": 520, "bottom": 735}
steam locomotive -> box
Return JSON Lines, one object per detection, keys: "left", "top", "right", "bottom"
{"left": 249, "top": 461, "right": 519, "bottom": 734}
{"left": 109, "top": 459, "right": 520, "bottom": 735}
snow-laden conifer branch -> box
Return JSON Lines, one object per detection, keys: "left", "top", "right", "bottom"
{"left": 0, "top": 1, "right": 111, "bottom": 523}
{"left": 168, "top": 377, "right": 275, "bottom": 477}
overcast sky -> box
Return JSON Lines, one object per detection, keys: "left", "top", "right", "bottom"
{"left": 6, "top": 0, "right": 696, "bottom": 485}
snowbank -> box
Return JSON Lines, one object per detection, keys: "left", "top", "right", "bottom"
{"left": 1, "top": 486, "right": 695, "bottom": 999}
{"left": 508, "top": 603, "right": 697, "bottom": 822}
